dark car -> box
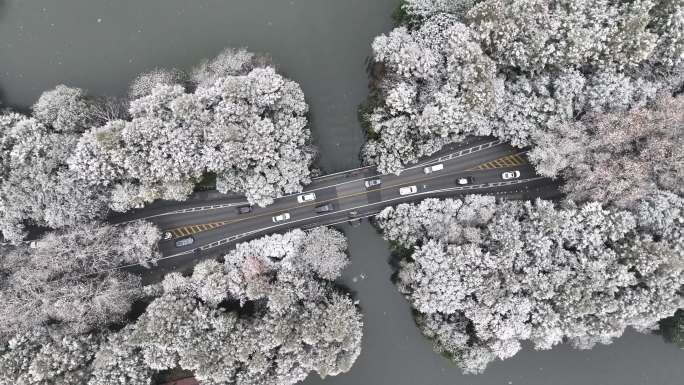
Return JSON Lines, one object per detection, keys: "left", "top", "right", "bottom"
{"left": 175, "top": 236, "right": 195, "bottom": 248}
{"left": 315, "top": 203, "right": 335, "bottom": 214}
{"left": 236, "top": 205, "right": 252, "bottom": 214}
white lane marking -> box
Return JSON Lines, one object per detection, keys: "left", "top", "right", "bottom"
{"left": 311, "top": 165, "right": 375, "bottom": 180}
{"left": 310, "top": 139, "right": 498, "bottom": 179}
{"left": 66, "top": 176, "right": 550, "bottom": 279}
{"left": 403, "top": 140, "right": 504, "bottom": 171}
{"left": 117, "top": 140, "right": 506, "bottom": 223}
{"left": 115, "top": 201, "right": 249, "bottom": 224}
{"left": 176, "top": 176, "right": 546, "bottom": 256}
{"left": 279, "top": 139, "right": 505, "bottom": 197}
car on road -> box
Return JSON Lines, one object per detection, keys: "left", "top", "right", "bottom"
{"left": 272, "top": 213, "right": 291, "bottom": 223}
{"left": 175, "top": 236, "right": 194, "bottom": 248}
{"left": 348, "top": 210, "right": 359, "bottom": 218}
{"left": 162, "top": 231, "right": 173, "bottom": 240}
{"left": 364, "top": 178, "right": 382, "bottom": 188}
{"left": 502, "top": 170, "right": 521, "bottom": 180}
{"left": 297, "top": 193, "right": 316, "bottom": 203}
{"left": 456, "top": 177, "right": 474, "bottom": 185}
{"left": 315, "top": 203, "right": 335, "bottom": 214}
{"left": 236, "top": 205, "right": 252, "bottom": 214}
{"left": 399, "top": 185, "right": 418, "bottom": 196}
{"left": 423, "top": 163, "right": 444, "bottom": 174}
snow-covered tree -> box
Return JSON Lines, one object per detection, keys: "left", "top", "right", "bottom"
{"left": 197, "top": 65, "right": 315, "bottom": 206}
{"left": 1, "top": 49, "right": 314, "bottom": 237}
{"left": 0, "top": 328, "right": 102, "bottom": 385}
{"left": 529, "top": 92, "right": 684, "bottom": 205}
{"left": 401, "top": 0, "right": 476, "bottom": 21}
{"left": 32, "top": 85, "right": 124, "bottom": 131}
{"left": 123, "top": 228, "right": 362, "bottom": 385}
{"left": 129, "top": 68, "right": 187, "bottom": 100}
{"left": 0, "top": 112, "right": 109, "bottom": 242}
{"left": 70, "top": 48, "right": 315, "bottom": 209}
{"left": 88, "top": 326, "right": 152, "bottom": 385}
{"left": 191, "top": 47, "right": 271, "bottom": 86}
{"left": 298, "top": 227, "right": 349, "bottom": 280}
{"left": 32, "top": 85, "right": 94, "bottom": 132}
{"left": 364, "top": 0, "right": 684, "bottom": 174}
{"left": 376, "top": 195, "right": 684, "bottom": 373}
{"left": 0, "top": 221, "right": 160, "bottom": 340}
{"left": 364, "top": 15, "right": 496, "bottom": 173}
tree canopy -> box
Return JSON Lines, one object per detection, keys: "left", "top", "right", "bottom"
{"left": 364, "top": 0, "right": 684, "bottom": 173}
{"left": 0, "top": 228, "right": 362, "bottom": 385}
{"left": 377, "top": 194, "right": 684, "bottom": 373}
{"left": 0, "top": 221, "right": 160, "bottom": 341}
{"left": 0, "top": 48, "right": 316, "bottom": 242}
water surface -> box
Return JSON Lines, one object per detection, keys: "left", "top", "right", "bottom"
{"left": 1, "top": 1, "right": 683, "bottom": 384}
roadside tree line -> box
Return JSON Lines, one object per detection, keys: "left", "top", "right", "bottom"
{"left": 0, "top": 48, "right": 316, "bottom": 243}
{"left": 0, "top": 227, "right": 362, "bottom": 385}
{"left": 366, "top": 0, "right": 684, "bottom": 373}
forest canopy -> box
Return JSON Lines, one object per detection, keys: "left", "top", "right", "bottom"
{"left": 363, "top": 0, "right": 684, "bottom": 174}
{"left": 0, "top": 48, "right": 316, "bottom": 243}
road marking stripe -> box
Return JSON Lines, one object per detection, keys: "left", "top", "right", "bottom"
{"left": 179, "top": 176, "right": 548, "bottom": 256}
{"left": 120, "top": 140, "right": 508, "bottom": 225}
{"left": 162, "top": 152, "right": 534, "bottom": 236}
{"left": 469, "top": 151, "right": 528, "bottom": 171}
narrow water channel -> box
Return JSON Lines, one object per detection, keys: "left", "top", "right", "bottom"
{"left": 1, "top": 1, "right": 683, "bottom": 384}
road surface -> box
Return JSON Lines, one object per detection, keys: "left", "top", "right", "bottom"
{"left": 110, "top": 137, "right": 561, "bottom": 281}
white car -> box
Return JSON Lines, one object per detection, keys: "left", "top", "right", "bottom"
{"left": 364, "top": 178, "right": 382, "bottom": 188}
{"left": 502, "top": 170, "right": 521, "bottom": 180}
{"left": 297, "top": 193, "right": 316, "bottom": 203}
{"left": 272, "top": 213, "right": 291, "bottom": 223}
{"left": 399, "top": 185, "right": 418, "bottom": 196}
{"left": 162, "top": 231, "right": 173, "bottom": 240}
{"left": 457, "top": 177, "right": 473, "bottom": 185}
{"left": 423, "top": 163, "right": 444, "bottom": 174}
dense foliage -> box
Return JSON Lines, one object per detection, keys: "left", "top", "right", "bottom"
{"left": 71, "top": 48, "right": 315, "bottom": 211}
{"left": 376, "top": 194, "right": 684, "bottom": 373}
{"left": 0, "top": 109, "right": 110, "bottom": 242}
{"left": 0, "top": 221, "right": 160, "bottom": 342}
{"left": 0, "top": 228, "right": 362, "bottom": 385}
{"left": 530, "top": 92, "right": 684, "bottom": 205}
{"left": 0, "top": 48, "right": 315, "bottom": 242}
{"left": 127, "top": 227, "right": 360, "bottom": 385}
{"left": 364, "top": 0, "right": 684, "bottom": 173}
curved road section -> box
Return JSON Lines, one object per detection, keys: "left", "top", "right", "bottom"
{"left": 112, "top": 137, "right": 561, "bottom": 281}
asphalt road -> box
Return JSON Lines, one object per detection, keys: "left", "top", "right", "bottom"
{"left": 113, "top": 137, "right": 562, "bottom": 282}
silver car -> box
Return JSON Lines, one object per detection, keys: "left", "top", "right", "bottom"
{"left": 175, "top": 236, "right": 194, "bottom": 248}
